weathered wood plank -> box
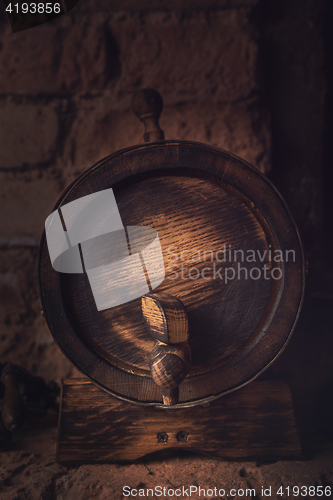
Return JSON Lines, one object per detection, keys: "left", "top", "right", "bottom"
{"left": 57, "top": 379, "right": 302, "bottom": 463}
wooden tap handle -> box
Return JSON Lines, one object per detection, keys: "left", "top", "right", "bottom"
{"left": 1, "top": 364, "right": 28, "bottom": 432}
{"left": 132, "top": 89, "right": 165, "bottom": 142}
{"left": 142, "top": 293, "right": 191, "bottom": 405}
{"left": 142, "top": 292, "right": 189, "bottom": 344}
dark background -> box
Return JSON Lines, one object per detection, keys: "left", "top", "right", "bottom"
{"left": 0, "top": 0, "right": 332, "bottom": 497}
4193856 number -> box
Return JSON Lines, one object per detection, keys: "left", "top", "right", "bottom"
{"left": 5, "top": 3, "right": 61, "bottom": 14}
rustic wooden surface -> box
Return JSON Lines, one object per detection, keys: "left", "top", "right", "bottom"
{"left": 38, "top": 141, "right": 305, "bottom": 406}
{"left": 57, "top": 378, "right": 302, "bottom": 463}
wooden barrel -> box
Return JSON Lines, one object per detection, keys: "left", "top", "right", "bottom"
{"left": 38, "top": 140, "right": 304, "bottom": 407}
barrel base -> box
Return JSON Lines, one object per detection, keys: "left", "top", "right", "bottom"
{"left": 57, "top": 378, "right": 302, "bottom": 463}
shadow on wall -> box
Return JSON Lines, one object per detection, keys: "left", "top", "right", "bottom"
{"left": 253, "top": 0, "right": 327, "bottom": 288}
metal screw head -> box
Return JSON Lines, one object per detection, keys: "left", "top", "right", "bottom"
{"left": 176, "top": 431, "right": 188, "bottom": 442}
{"left": 157, "top": 432, "right": 168, "bottom": 443}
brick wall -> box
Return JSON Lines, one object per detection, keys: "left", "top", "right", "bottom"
{"left": 0, "top": 0, "right": 325, "bottom": 382}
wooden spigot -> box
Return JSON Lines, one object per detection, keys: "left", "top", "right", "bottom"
{"left": 141, "top": 293, "right": 191, "bottom": 405}
{"left": 132, "top": 89, "right": 165, "bottom": 143}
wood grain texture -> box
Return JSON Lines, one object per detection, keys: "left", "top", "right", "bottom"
{"left": 57, "top": 379, "right": 302, "bottom": 462}
{"left": 142, "top": 293, "right": 189, "bottom": 344}
{"left": 38, "top": 141, "right": 305, "bottom": 406}
{"left": 143, "top": 293, "right": 191, "bottom": 404}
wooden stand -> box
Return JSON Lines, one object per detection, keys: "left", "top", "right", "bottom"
{"left": 57, "top": 379, "right": 302, "bottom": 463}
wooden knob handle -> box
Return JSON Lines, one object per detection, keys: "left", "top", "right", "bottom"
{"left": 149, "top": 341, "right": 191, "bottom": 388}
{"left": 132, "top": 89, "right": 165, "bottom": 142}
{"left": 142, "top": 292, "right": 191, "bottom": 405}
{"left": 1, "top": 365, "right": 28, "bottom": 432}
